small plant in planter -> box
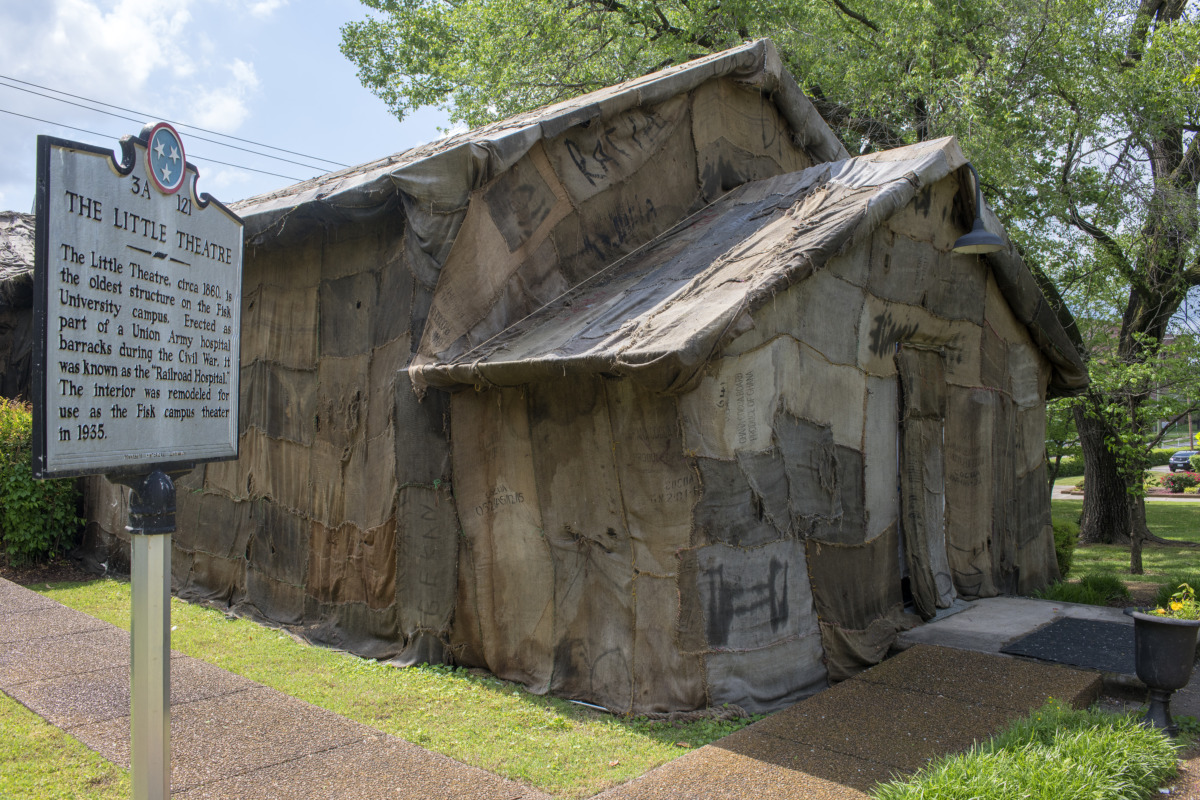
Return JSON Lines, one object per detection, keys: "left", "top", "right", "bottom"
{"left": 1129, "top": 583, "right": 1200, "bottom": 736}
{"left": 1148, "top": 583, "right": 1199, "bottom": 620}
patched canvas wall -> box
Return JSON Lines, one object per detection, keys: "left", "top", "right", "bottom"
{"left": 441, "top": 173, "right": 1060, "bottom": 713}
{"left": 81, "top": 76, "right": 821, "bottom": 669}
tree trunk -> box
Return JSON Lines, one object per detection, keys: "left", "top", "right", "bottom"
{"left": 1046, "top": 451, "right": 1064, "bottom": 494}
{"left": 1074, "top": 404, "right": 1132, "bottom": 545}
{"left": 1129, "top": 497, "right": 1149, "bottom": 574}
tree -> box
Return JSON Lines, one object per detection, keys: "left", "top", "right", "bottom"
{"left": 1069, "top": 327, "right": 1200, "bottom": 568}
{"left": 1045, "top": 399, "right": 1081, "bottom": 492}
{"left": 341, "top": 0, "right": 1200, "bottom": 547}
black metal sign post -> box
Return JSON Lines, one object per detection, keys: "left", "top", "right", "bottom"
{"left": 32, "top": 124, "right": 242, "bottom": 800}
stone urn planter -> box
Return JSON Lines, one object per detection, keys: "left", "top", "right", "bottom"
{"left": 1129, "top": 609, "right": 1200, "bottom": 736}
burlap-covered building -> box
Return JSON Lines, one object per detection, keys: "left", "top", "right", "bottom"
{"left": 0, "top": 211, "right": 35, "bottom": 400}
{"left": 80, "top": 40, "right": 1087, "bottom": 715}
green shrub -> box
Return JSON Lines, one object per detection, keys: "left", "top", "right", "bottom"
{"left": 1077, "top": 572, "right": 1131, "bottom": 604}
{"left": 1154, "top": 575, "right": 1200, "bottom": 610}
{"left": 1036, "top": 581, "right": 1108, "bottom": 605}
{"left": 1052, "top": 520, "right": 1078, "bottom": 578}
{"left": 1057, "top": 449, "right": 1183, "bottom": 481}
{"left": 873, "top": 701, "right": 1178, "bottom": 800}
{"left": 1149, "top": 448, "right": 1178, "bottom": 467}
{"left": 1035, "top": 572, "right": 1130, "bottom": 606}
{"left": 1053, "top": 455, "right": 1085, "bottom": 479}
{"left": 0, "top": 399, "right": 81, "bottom": 565}
{"left": 1191, "top": 454, "right": 1200, "bottom": 472}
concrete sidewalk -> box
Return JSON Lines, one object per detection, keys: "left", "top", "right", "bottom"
{"left": 595, "top": 645, "right": 1100, "bottom": 800}
{"left": 0, "top": 578, "right": 1142, "bottom": 799}
{"left": 0, "top": 578, "right": 548, "bottom": 800}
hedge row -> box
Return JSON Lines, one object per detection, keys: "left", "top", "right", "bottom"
{"left": 0, "top": 398, "right": 81, "bottom": 565}
{"left": 1050, "top": 448, "right": 1183, "bottom": 480}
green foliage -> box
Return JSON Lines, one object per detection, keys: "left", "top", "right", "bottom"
{"left": 1176, "top": 714, "right": 1200, "bottom": 739}
{"left": 1077, "top": 572, "right": 1132, "bottom": 604}
{"left": 1054, "top": 455, "right": 1086, "bottom": 480}
{"left": 1036, "top": 581, "right": 1108, "bottom": 605}
{"left": 1046, "top": 448, "right": 1174, "bottom": 481}
{"left": 1152, "top": 449, "right": 1182, "bottom": 468}
{"left": 1154, "top": 574, "right": 1200, "bottom": 610}
{"left": 1046, "top": 400, "right": 1081, "bottom": 484}
{"left": 1191, "top": 454, "right": 1200, "bottom": 472}
{"left": 1035, "top": 571, "right": 1131, "bottom": 606}
{"left": 1147, "top": 582, "right": 1200, "bottom": 620}
{"left": 0, "top": 399, "right": 81, "bottom": 565}
{"left": 872, "top": 701, "right": 1178, "bottom": 800}
{"left": 1052, "top": 520, "right": 1078, "bottom": 578}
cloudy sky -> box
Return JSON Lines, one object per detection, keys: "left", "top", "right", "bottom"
{"left": 0, "top": 0, "right": 450, "bottom": 212}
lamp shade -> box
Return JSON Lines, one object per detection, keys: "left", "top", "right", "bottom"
{"left": 953, "top": 217, "right": 1005, "bottom": 254}
{"left": 954, "top": 163, "right": 1006, "bottom": 255}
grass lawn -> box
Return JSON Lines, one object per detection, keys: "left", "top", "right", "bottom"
{"left": 873, "top": 701, "right": 1179, "bottom": 800}
{"left": 1052, "top": 498, "right": 1200, "bottom": 583}
{"left": 27, "top": 578, "right": 757, "bottom": 799}
{"left": 0, "top": 692, "right": 129, "bottom": 800}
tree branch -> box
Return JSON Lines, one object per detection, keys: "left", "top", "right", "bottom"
{"left": 807, "top": 88, "right": 906, "bottom": 150}
{"left": 1123, "top": 0, "right": 1164, "bottom": 65}
{"left": 1146, "top": 404, "right": 1200, "bottom": 449}
{"left": 824, "top": 0, "right": 880, "bottom": 32}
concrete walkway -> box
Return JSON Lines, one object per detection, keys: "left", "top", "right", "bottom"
{"left": 595, "top": 645, "right": 1099, "bottom": 800}
{"left": 0, "top": 578, "right": 548, "bottom": 800}
{"left": 0, "top": 578, "right": 1162, "bottom": 799}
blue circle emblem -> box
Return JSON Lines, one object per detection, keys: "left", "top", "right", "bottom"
{"left": 146, "top": 123, "right": 187, "bottom": 195}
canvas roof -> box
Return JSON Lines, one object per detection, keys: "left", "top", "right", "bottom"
{"left": 231, "top": 40, "right": 847, "bottom": 246}
{"left": 0, "top": 211, "right": 34, "bottom": 310}
{"left": 409, "top": 137, "right": 1088, "bottom": 397}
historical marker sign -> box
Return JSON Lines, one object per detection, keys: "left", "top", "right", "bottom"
{"left": 32, "top": 124, "right": 243, "bottom": 478}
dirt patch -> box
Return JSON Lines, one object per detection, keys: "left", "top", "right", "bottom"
{"left": 1122, "top": 581, "right": 1161, "bottom": 609}
{"left": 0, "top": 557, "right": 104, "bottom": 586}
{"left": 1168, "top": 743, "right": 1200, "bottom": 799}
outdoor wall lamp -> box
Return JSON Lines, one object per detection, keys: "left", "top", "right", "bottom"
{"left": 953, "top": 163, "right": 1006, "bottom": 255}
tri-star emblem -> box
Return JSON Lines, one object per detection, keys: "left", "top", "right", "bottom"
{"left": 146, "top": 123, "right": 186, "bottom": 195}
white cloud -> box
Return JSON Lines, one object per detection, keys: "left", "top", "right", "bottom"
{"left": 6, "top": 0, "right": 196, "bottom": 99}
{"left": 187, "top": 58, "right": 260, "bottom": 131}
{"left": 247, "top": 0, "right": 288, "bottom": 19}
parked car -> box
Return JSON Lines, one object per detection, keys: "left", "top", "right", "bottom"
{"left": 1168, "top": 451, "right": 1197, "bottom": 472}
